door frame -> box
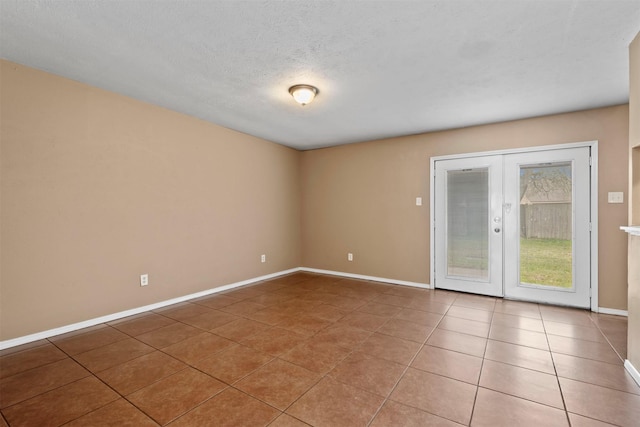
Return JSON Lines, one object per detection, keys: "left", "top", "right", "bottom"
{"left": 429, "top": 140, "right": 599, "bottom": 312}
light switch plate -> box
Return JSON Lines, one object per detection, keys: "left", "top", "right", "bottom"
{"left": 416, "top": 197, "right": 422, "bottom": 206}
{"left": 608, "top": 192, "right": 624, "bottom": 204}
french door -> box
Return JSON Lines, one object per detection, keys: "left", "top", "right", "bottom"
{"left": 434, "top": 155, "right": 504, "bottom": 297}
{"left": 433, "top": 146, "right": 592, "bottom": 308}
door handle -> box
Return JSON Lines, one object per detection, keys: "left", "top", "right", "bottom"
{"left": 494, "top": 227, "right": 501, "bottom": 233}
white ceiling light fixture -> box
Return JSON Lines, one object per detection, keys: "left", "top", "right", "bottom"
{"left": 289, "top": 84, "right": 318, "bottom": 106}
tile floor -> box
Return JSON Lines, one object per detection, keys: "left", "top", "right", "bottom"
{"left": 1, "top": 272, "right": 638, "bottom": 426}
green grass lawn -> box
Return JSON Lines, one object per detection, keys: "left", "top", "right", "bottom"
{"left": 520, "top": 238, "right": 572, "bottom": 288}
{"left": 448, "top": 237, "right": 572, "bottom": 287}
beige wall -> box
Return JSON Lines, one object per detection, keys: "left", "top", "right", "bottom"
{"left": 631, "top": 31, "right": 640, "bottom": 225}
{"left": 0, "top": 61, "right": 301, "bottom": 341}
{"left": 301, "top": 105, "right": 629, "bottom": 310}
{"left": 0, "top": 58, "right": 633, "bottom": 343}
{"left": 627, "top": 32, "right": 640, "bottom": 372}
{"left": 634, "top": 147, "right": 640, "bottom": 224}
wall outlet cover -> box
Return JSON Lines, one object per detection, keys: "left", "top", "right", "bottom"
{"left": 607, "top": 192, "right": 624, "bottom": 203}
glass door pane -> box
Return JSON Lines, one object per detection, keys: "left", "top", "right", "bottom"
{"left": 519, "top": 162, "right": 573, "bottom": 289}
{"left": 447, "top": 169, "right": 489, "bottom": 280}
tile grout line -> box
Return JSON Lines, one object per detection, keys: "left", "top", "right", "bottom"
{"left": 474, "top": 303, "right": 593, "bottom": 424}
{"left": 467, "top": 303, "right": 497, "bottom": 427}
{"left": 281, "top": 290, "right": 387, "bottom": 423}
{"left": 588, "top": 314, "right": 627, "bottom": 364}
{"left": 52, "top": 329, "right": 177, "bottom": 426}
{"left": 7, "top": 352, "right": 124, "bottom": 426}
{"left": 118, "top": 284, "right": 313, "bottom": 426}
{"left": 47, "top": 311, "right": 239, "bottom": 426}
{"left": 3, "top": 274, "right": 634, "bottom": 426}
{"left": 365, "top": 292, "right": 461, "bottom": 426}
{"left": 540, "top": 305, "right": 573, "bottom": 426}
{"left": 220, "top": 279, "right": 376, "bottom": 425}
{"left": 158, "top": 277, "right": 382, "bottom": 425}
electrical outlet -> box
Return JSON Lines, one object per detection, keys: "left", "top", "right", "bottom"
{"left": 261, "top": 254, "right": 266, "bottom": 263}
{"left": 348, "top": 253, "right": 353, "bottom": 261}
{"left": 608, "top": 192, "right": 624, "bottom": 203}
{"left": 140, "top": 274, "right": 149, "bottom": 287}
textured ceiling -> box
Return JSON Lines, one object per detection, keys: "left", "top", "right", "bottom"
{"left": 1, "top": 1, "right": 639, "bottom": 150}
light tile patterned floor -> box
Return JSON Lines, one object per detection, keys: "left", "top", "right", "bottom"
{"left": 1, "top": 272, "right": 638, "bottom": 426}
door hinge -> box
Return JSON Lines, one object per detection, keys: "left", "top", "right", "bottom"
{"left": 589, "top": 156, "right": 592, "bottom": 166}
{"left": 589, "top": 222, "right": 592, "bottom": 232}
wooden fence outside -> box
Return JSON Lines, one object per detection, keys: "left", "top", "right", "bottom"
{"left": 520, "top": 202, "right": 571, "bottom": 240}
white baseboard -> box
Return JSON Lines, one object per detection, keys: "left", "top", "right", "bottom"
{"left": 597, "top": 307, "right": 628, "bottom": 316}
{"left": 0, "top": 268, "right": 300, "bottom": 350}
{"left": 299, "top": 267, "right": 431, "bottom": 289}
{"left": 625, "top": 360, "right": 640, "bottom": 387}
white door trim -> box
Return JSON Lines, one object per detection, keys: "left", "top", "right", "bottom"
{"left": 429, "top": 140, "right": 598, "bottom": 311}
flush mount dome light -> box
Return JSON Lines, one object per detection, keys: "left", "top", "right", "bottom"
{"left": 289, "top": 84, "right": 318, "bottom": 105}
